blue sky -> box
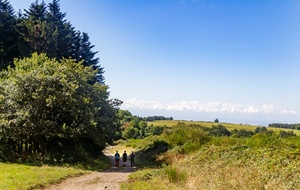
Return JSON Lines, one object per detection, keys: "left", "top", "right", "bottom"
{"left": 9, "top": 0, "right": 300, "bottom": 125}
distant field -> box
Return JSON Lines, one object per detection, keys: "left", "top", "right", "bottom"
{"left": 147, "top": 120, "right": 259, "bottom": 130}
{"left": 147, "top": 120, "right": 300, "bottom": 135}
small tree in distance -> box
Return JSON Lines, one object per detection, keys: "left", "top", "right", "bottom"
{"left": 214, "top": 118, "right": 219, "bottom": 123}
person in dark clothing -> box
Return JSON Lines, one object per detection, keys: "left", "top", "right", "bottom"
{"left": 114, "top": 151, "right": 120, "bottom": 167}
{"left": 122, "top": 151, "right": 127, "bottom": 167}
{"left": 130, "top": 151, "right": 135, "bottom": 167}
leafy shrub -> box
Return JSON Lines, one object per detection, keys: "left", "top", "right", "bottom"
{"left": 122, "top": 126, "right": 140, "bottom": 139}
{"left": 164, "top": 123, "right": 210, "bottom": 148}
{"left": 147, "top": 125, "right": 166, "bottom": 136}
{"left": 254, "top": 126, "right": 267, "bottom": 133}
{"left": 231, "top": 129, "right": 254, "bottom": 138}
{"left": 209, "top": 125, "right": 231, "bottom": 136}
{"left": 279, "top": 130, "right": 296, "bottom": 138}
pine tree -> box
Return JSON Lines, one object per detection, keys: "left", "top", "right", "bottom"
{"left": 46, "top": 0, "right": 66, "bottom": 58}
{"left": 22, "top": 0, "right": 48, "bottom": 54}
{"left": 79, "top": 32, "right": 105, "bottom": 84}
{"left": 0, "top": 0, "right": 19, "bottom": 69}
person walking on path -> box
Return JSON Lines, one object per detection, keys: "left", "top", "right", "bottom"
{"left": 122, "top": 151, "right": 127, "bottom": 167}
{"left": 130, "top": 151, "right": 135, "bottom": 167}
{"left": 114, "top": 151, "right": 120, "bottom": 167}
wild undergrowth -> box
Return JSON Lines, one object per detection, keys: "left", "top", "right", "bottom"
{"left": 121, "top": 123, "right": 300, "bottom": 190}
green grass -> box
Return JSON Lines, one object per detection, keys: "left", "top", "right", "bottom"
{"left": 0, "top": 153, "right": 110, "bottom": 190}
{"left": 0, "top": 163, "right": 88, "bottom": 190}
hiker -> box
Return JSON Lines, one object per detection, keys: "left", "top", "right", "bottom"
{"left": 114, "top": 151, "right": 120, "bottom": 167}
{"left": 122, "top": 151, "right": 127, "bottom": 167}
{"left": 130, "top": 151, "right": 135, "bottom": 167}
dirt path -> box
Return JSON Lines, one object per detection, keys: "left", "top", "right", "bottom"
{"left": 44, "top": 147, "right": 135, "bottom": 190}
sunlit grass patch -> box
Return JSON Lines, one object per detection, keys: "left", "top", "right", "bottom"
{"left": 0, "top": 163, "right": 88, "bottom": 190}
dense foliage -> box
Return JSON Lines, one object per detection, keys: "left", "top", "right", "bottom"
{"left": 0, "top": 54, "right": 120, "bottom": 163}
{"left": 0, "top": 0, "right": 104, "bottom": 83}
{"left": 122, "top": 118, "right": 148, "bottom": 139}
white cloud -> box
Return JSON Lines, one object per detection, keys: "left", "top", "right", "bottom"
{"left": 122, "top": 98, "right": 300, "bottom": 115}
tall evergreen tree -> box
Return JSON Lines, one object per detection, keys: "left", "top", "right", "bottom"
{"left": 24, "top": 0, "right": 47, "bottom": 21}
{"left": 79, "top": 32, "right": 104, "bottom": 84}
{"left": 22, "top": 0, "right": 48, "bottom": 54}
{"left": 0, "top": 0, "right": 19, "bottom": 69}
{"left": 46, "top": 0, "right": 66, "bottom": 58}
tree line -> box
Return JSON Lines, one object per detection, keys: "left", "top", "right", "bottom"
{"left": 0, "top": 0, "right": 121, "bottom": 163}
{"left": 143, "top": 116, "right": 173, "bottom": 121}
{"left": 268, "top": 123, "right": 300, "bottom": 130}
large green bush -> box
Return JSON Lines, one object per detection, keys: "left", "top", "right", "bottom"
{"left": 0, "top": 53, "right": 119, "bottom": 163}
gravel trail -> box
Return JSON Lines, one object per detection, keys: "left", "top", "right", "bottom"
{"left": 43, "top": 147, "right": 135, "bottom": 190}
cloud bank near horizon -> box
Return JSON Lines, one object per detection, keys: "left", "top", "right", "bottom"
{"left": 121, "top": 98, "right": 299, "bottom": 115}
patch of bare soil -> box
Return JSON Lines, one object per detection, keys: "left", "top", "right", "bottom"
{"left": 43, "top": 147, "right": 135, "bottom": 190}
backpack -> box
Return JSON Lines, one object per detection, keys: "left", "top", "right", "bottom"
{"left": 123, "top": 153, "right": 127, "bottom": 160}
{"left": 115, "top": 153, "right": 120, "bottom": 159}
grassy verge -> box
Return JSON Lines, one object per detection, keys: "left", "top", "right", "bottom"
{"left": 0, "top": 163, "right": 87, "bottom": 190}
{"left": 0, "top": 153, "right": 110, "bottom": 190}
